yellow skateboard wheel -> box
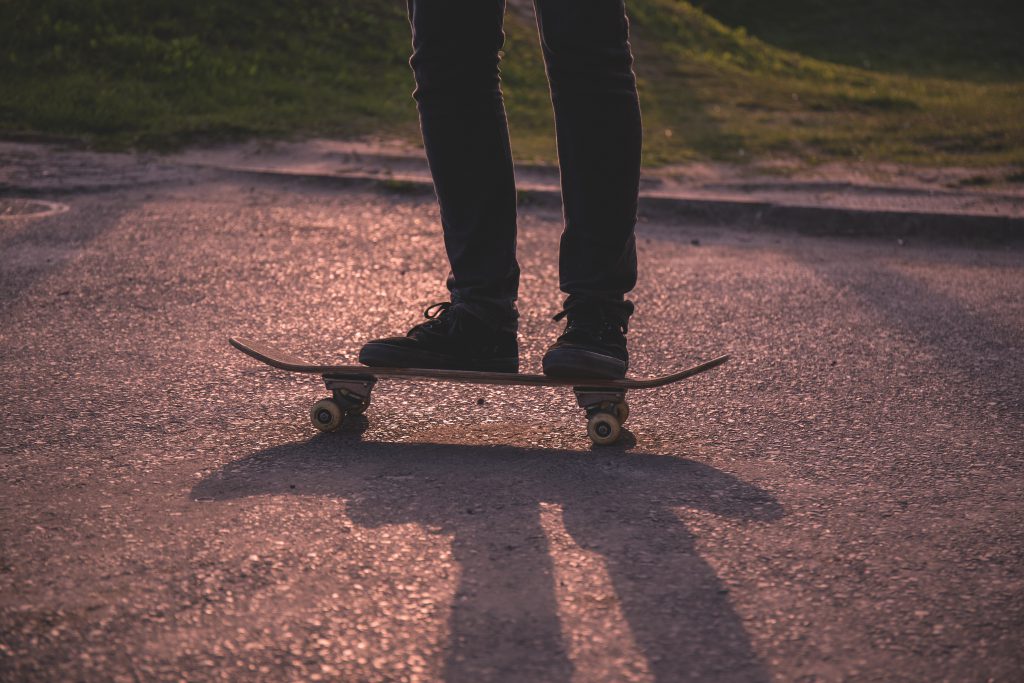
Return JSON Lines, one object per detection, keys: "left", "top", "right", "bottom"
{"left": 310, "top": 399, "right": 344, "bottom": 432}
{"left": 587, "top": 412, "right": 621, "bottom": 446}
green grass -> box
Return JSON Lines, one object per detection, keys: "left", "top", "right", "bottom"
{"left": 0, "top": 1, "right": 417, "bottom": 148}
{"left": 2, "top": 0, "right": 1022, "bottom": 167}
{"left": 692, "top": 0, "right": 1024, "bottom": 82}
{"left": 625, "top": 0, "right": 1024, "bottom": 166}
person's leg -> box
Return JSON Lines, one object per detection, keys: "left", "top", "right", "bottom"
{"left": 409, "top": 0, "right": 520, "bottom": 328}
{"left": 360, "top": 0, "right": 520, "bottom": 372}
{"left": 535, "top": 0, "right": 642, "bottom": 377}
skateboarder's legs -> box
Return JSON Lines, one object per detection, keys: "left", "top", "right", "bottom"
{"left": 360, "top": 0, "right": 641, "bottom": 375}
{"left": 407, "top": 0, "right": 640, "bottom": 323}
{"left": 407, "top": 0, "right": 520, "bottom": 331}
{"left": 534, "top": 0, "right": 641, "bottom": 316}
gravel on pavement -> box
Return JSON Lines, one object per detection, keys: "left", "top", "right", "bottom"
{"left": 1, "top": 154, "right": 1022, "bottom": 681}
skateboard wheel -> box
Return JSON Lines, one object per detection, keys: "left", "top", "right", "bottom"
{"left": 587, "top": 413, "right": 621, "bottom": 446}
{"left": 310, "top": 399, "right": 344, "bottom": 432}
{"left": 615, "top": 401, "right": 630, "bottom": 424}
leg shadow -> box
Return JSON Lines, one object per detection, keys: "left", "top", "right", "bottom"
{"left": 803, "top": 255, "right": 1023, "bottom": 418}
{"left": 562, "top": 494, "right": 775, "bottom": 681}
{"left": 192, "top": 436, "right": 782, "bottom": 682}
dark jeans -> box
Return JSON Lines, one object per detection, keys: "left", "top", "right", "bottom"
{"left": 407, "top": 0, "right": 642, "bottom": 330}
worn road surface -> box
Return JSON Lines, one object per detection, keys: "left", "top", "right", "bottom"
{"left": 1, "top": 152, "right": 1022, "bottom": 681}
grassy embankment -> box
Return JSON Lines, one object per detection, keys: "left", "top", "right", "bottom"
{"left": 1, "top": 0, "right": 1021, "bottom": 169}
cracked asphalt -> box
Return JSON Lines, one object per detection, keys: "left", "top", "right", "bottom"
{"left": 1, "top": 153, "right": 1022, "bottom": 682}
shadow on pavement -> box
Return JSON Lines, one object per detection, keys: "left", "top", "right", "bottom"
{"left": 808, "top": 257, "right": 1022, "bottom": 419}
{"left": 192, "top": 428, "right": 782, "bottom": 682}
{"left": 0, "top": 198, "right": 137, "bottom": 319}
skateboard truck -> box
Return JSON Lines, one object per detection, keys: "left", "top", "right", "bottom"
{"left": 574, "top": 388, "right": 629, "bottom": 445}
{"left": 316, "top": 374, "right": 377, "bottom": 427}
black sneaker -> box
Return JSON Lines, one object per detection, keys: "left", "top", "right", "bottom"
{"left": 359, "top": 302, "right": 519, "bottom": 373}
{"left": 542, "top": 302, "right": 631, "bottom": 379}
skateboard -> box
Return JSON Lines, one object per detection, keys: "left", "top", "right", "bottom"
{"left": 229, "top": 337, "right": 729, "bottom": 446}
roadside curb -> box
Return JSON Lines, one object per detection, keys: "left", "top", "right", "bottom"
{"left": 3, "top": 162, "right": 1021, "bottom": 245}
{"left": 637, "top": 193, "right": 1024, "bottom": 244}
{"left": 216, "top": 167, "right": 1024, "bottom": 246}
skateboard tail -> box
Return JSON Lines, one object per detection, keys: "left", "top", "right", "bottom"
{"left": 229, "top": 337, "right": 321, "bottom": 373}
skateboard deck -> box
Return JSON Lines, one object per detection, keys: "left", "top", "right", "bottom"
{"left": 229, "top": 336, "right": 729, "bottom": 445}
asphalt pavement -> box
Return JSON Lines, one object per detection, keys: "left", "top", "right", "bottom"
{"left": 1, "top": 148, "right": 1022, "bottom": 681}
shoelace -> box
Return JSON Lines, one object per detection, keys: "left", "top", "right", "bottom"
{"left": 412, "top": 301, "right": 458, "bottom": 333}
{"left": 424, "top": 301, "right": 451, "bottom": 320}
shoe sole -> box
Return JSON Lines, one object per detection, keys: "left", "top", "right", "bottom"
{"left": 542, "top": 348, "right": 627, "bottom": 379}
{"left": 359, "top": 342, "right": 519, "bottom": 373}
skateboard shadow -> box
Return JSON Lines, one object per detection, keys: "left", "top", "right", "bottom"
{"left": 192, "top": 431, "right": 782, "bottom": 682}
